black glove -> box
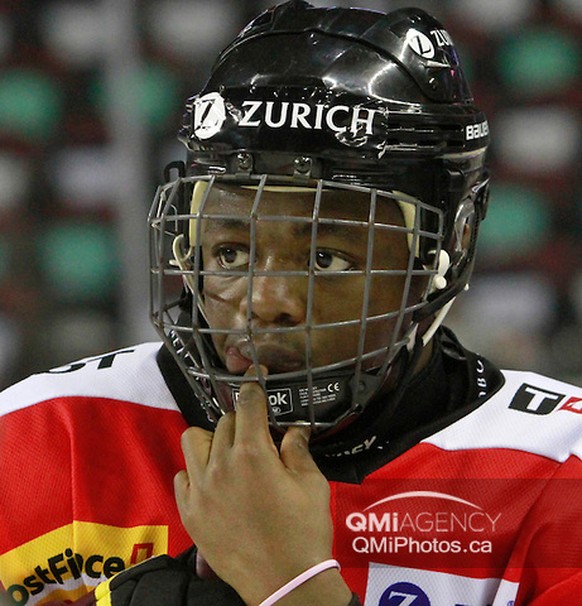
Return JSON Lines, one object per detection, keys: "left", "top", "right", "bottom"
{"left": 40, "top": 548, "right": 362, "bottom": 606}
{"left": 92, "top": 551, "right": 244, "bottom": 606}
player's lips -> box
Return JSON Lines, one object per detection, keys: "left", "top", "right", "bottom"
{"left": 225, "top": 342, "right": 304, "bottom": 374}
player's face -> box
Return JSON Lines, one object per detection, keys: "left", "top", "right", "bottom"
{"left": 199, "top": 184, "right": 418, "bottom": 376}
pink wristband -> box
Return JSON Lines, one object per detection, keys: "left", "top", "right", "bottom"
{"left": 258, "top": 559, "right": 341, "bottom": 606}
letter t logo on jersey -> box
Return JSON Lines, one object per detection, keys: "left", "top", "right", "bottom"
{"left": 509, "top": 384, "right": 564, "bottom": 415}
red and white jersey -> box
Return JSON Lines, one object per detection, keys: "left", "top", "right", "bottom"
{"left": 0, "top": 343, "right": 581, "bottom": 605}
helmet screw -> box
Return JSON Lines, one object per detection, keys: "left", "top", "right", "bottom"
{"left": 294, "top": 156, "right": 312, "bottom": 175}
{"left": 236, "top": 152, "right": 253, "bottom": 172}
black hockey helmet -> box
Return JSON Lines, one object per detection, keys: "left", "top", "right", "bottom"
{"left": 149, "top": 1, "right": 490, "bottom": 433}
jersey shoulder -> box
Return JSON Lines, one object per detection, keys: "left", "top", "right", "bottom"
{"left": 426, "top": 369, "right": 582, "bottom": 462}
{"left": 0, "top": 342, "right": 178, "bottom": 418}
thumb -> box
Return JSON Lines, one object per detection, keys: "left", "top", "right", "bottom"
{"left": 279, "top": 425, "right": 317, "bottom": 472}
{"left": 173, "top": 470, "right": 191, "bottom": 524}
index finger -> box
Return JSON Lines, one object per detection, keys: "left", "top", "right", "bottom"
{"left": 233, "top": 368, "right": 272, "bottom": 448}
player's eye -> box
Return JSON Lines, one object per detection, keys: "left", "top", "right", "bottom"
{"left": 216, "top": 246, "right": 250, "bottom": 269}
{"left": 314, "top": 250, "right": 353, "bottom": 272}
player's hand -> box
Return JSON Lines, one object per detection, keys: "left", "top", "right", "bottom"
{"left": 174, "top": 369, "right": 352, "bottom": 606}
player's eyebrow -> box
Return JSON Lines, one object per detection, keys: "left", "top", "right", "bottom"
{"left": 201, "top": 217, "right": 365, "bottom": 242}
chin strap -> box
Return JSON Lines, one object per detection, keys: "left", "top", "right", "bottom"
{"left": 313, "top": 332, "right": 426, "bottom": 456}
{"left": 409, "top": 249, "right": 454, "bottom": 349}
{"left": 421, "top": 296, "right": 456, "bottom": 346}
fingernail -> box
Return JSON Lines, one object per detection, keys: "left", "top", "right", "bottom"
{"left": 244, "top": 364, "right": 268, "bottom": 378}
{"left": 297, "top": 425, "right": 311, "bottom": 445}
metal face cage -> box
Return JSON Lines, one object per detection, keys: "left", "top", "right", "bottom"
{"left": 149, "top": 173, "right": 444, "bottom": 433}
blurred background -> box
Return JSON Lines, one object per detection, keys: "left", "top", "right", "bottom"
{"left": 0, "top": 0, "right": 580, "bottom": 389}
